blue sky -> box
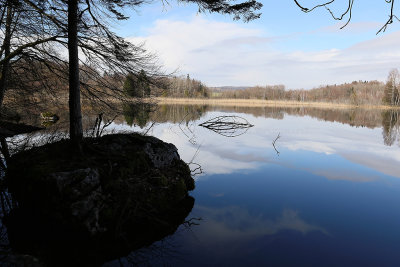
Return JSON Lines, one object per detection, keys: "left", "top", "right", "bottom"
{"left": 113, "top": 1, "right": 400, "bottom": 89}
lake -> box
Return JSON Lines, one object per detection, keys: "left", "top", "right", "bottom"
{"left": 3, "top": 104, "right": 400, "bottom": 266}
{"left": 101, "top": 105, "right": 400, "bottom": 266}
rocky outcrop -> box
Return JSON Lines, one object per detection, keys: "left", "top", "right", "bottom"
{"left": 5, "top": 133, "right": 195, "bottom": 266}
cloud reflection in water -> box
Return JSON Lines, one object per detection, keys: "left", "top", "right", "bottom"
{"left": 192, "top": 206, "right": 329, "bottom": 244}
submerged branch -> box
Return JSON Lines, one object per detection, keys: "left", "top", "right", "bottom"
{"left": 199, "top": 115, "right": 254, "bottom": 137}
{"left": 272, "top": 132, "right": 281, "bottom": 156}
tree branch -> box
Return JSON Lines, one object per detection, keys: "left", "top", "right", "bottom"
{"left": 0, "top": 36, "right": 59, "bottom": 66}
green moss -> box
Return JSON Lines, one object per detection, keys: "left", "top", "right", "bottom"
{"left": 41, "top": 121, "right": 57, "bottom": 127}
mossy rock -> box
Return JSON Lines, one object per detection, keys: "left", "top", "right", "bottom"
{"left": 5, "top": 133, "right": 195, "bottom": 266}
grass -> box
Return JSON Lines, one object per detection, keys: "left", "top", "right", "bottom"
{"left": 156, "top": 97, "right": 400, "bottom": 110}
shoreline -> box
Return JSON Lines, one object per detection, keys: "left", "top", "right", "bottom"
{"left": 155, "top": 97, "right": 399, "bottom": 110}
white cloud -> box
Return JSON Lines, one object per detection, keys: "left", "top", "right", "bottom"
{"left": 127, "top": 17, "right": 400, "bottom": 89}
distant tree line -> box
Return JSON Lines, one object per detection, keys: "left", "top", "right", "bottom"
{"left": 207, "top": 69, "right": 400, "bottom": 107}
{"left": 213, "top": 85, "right": 286, "bottom": 100}
{"left": 9, "top": 62, "right": 400, "bottom": 110}
{"left": 163, "top": 74, "right": 209, "bottom": 98}
{"left": 123, "top": 73, "right": 210, "bottom": 98}
{"left": 119, "top": 68, "right": 399, "bottom": 108}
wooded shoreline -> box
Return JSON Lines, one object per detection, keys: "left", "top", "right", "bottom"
{"left": 156, "top": 97, "right": 400, "bottom": 110}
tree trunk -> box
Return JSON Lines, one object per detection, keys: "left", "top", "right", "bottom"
{"left": 68, "top": 0, "right": 83, "bottom": 147}
{"left": 0, "top": 3, "right": 13, "bottom": 110}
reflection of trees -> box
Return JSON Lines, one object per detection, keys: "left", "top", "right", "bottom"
{"left": 154, "top": 104, "right": 386, "bottom": 129}
{"left": 155, "top": 104, "right": 207, "bottom": 124}
{"left": 381, "top": 110, "right": 399, "bottom": 146}
{"left": 7, "top": 103, "right": 389, "bottom": 133}
{"left": 123, "top": 103, "right": 156, "bottom": 128}
{"left": 153, "top": 104, "right": 400, "bottom": 146}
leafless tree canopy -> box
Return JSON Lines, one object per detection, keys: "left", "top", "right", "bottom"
{"left": 294, "top": 0, "right": 399, "bottom": 34}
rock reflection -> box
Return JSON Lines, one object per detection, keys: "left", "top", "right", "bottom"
{"left": 104, "top": 217, "right": 202, "bottom": 266}
{"left": 4, "top": 195, "right": 194, "bottom": 266}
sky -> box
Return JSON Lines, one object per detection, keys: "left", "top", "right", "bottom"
{"left": 113, "top": 1, "right": 400, "bottom": 89}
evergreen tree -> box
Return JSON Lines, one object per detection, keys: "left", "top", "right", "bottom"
{"left": 123, "top": 70, "right": 151, "bottom": 97}
{"left": 137, "top": 70, "right": 151, "bottom": 97}
{"left": 123, "top": 74, "right": 136, "bottom": 97}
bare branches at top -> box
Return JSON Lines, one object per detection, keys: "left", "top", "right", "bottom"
{"left": 294, "top": 0, "right": 399, "bottom": 34}
{"left": 182, "top": 0, "right": 262, "bottom": 22}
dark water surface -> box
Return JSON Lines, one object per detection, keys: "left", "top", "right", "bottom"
{"left": 102, "top": 105, "right": 400, "bottom": 266}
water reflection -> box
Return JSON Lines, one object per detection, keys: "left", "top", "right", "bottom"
{"left": 151, "top": 105, "right": 384, "bottom": 129}
{"left": 160, "top": 157, "right": 400, "bottom": 266}
{"left": 145, "top": 113, "right": 399, "bottom": 181}
{"left": 137, "top": 105, "right": 400, "bottom": 147}
{"left": 4, "top": 195, "right": 194, "bottom": 266}
{"left": 382, "top": 109, "right": 399, "bottom": 146}
{"left": 192, "top": 206, "right": 328, "bottom": 242}
{"left": 123, "top": 102, "right": 155, "bottom": 128}
{"left": 8, "top": 103, "right": 400, "bottom": 148}
{"left": 2, "top": 104, "right": 400, "bottom": 266}
{"left": 136, "top": 105, "right": 400, "bottom": 181}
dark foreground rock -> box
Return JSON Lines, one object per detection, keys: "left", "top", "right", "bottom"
{"left": 4, "top": 133, "right": 195, "bottom": 266}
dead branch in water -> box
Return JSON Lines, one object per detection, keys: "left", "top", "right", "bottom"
{"left": 272, "top": 132, "right": 281, "bottom": 156}
{"left": 92, "top": 113, "right": 118, "bottom": 137}
{"left": 199, "top": 116, "right": 254, "bottom": 137}
{"left": 187, "top": 145, "right": 203, "bottom": 176}
{"left": 178, "top": 112, "right": 198, "bottom": 145}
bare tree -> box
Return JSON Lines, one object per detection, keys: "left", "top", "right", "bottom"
{"left": 0, "top": 0, "right": 62, "bottom": 110}
{"left": 294, "top": 0, "right": 399, "bottom": 34}
{"left": 383, "top": 68, "right": 400, "bottom": 106}
{"left": 20, "top": 0, "right": 262, "bottom": 148}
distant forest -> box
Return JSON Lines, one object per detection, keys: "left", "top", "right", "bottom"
{"left": 161, "top": 69, "right": 400, "bottom": 107}
{"left": 5, "top": 64, "right": 399, "bottom": 113}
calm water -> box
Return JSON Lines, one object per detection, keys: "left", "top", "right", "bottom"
{"left": 3, "top": 105, "right": 400, "bottom": 266}
{"left": 102, "top": 105, "right": 400, "bottom": 266}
